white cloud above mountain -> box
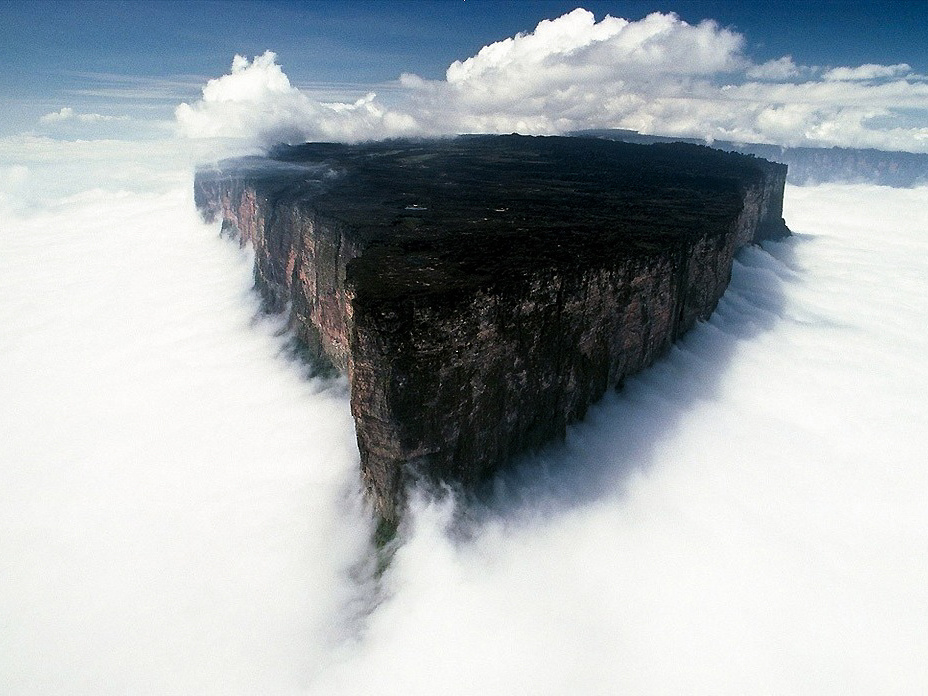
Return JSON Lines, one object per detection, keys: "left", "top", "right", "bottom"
{"left": 175, "top": 51, "right": 419, "bottom": 144}
{"left": 175, "top": 8, "right": 928, "bottom": 153}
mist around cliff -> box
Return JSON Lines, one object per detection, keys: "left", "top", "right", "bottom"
{"left": 2, "top": 128, "right": 928, "bottom": 694}
{"left": 0, "top": 148, "right": 375, "bottom": 693}
{"left": 321, "top": 182, "right": 928, "bottom": 694}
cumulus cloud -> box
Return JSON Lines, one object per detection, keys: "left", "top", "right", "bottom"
{"left": 175, "top": 51, "right": 419, "bottom": 144}
{"left": 0, "top": 144, "right": 373, "bottom": 694}
{"left": 39, "top": 106, "right": 77, "bottom": 122}
{"left": 746, "top": 55, "right": 801, "bottom": 80}
{"left": 431, "top": 9, "right": 748, "bottom": 134}
{"left": 823, "top": 62, "right": 912, "bottom": 81}
{"left": 39, "top": 106, "right": 125, "bottom": 124}
{"left": 176, "top": 9, "right": 928, "bottom": 153}
{"left": 445, "top": 9, "right": 744, "bottom": 89}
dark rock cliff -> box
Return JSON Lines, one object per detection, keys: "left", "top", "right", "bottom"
{"left": 194, "top": 135, "right": 788, "bottom": 522}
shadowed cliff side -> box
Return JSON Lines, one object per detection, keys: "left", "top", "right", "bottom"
{"left": 194, "top": 135, "right": 789, "bottom": 523}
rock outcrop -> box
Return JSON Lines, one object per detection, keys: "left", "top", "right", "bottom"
{"left": 195, "top": 135, "right": 789, "bottom": 522}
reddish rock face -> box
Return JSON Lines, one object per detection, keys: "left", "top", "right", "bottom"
{"left": 194, "top": 135, "right": 788, "bottom": 522}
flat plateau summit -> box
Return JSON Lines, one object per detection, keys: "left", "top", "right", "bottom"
{"left": 195, "top": 135, "right": 789, "bottom": 522}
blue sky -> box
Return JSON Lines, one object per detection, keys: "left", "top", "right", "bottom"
{"left": 3, "top": 1, "right": 927, "bottom": 149}
{"left": 5, "top": 1, "right": 927, "bottom": 81}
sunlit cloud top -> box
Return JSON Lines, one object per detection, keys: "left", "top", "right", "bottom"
{"left": 175, "top": 8, "right": 928, "bottom": 153}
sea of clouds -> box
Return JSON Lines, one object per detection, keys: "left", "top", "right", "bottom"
{"left": 3, "top": 7, "right": 928, "bottom": 695}
{"left": 3, "top": 136, "right": 927, "bottom": 696}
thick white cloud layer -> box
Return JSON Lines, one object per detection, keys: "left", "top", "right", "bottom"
{"left": 0, "top": 141, "right": 375, "bottom": 695}
{"left": 746, "top": 56, "right": 802, "bottom": 81}
{"left": 175, "top": 51, "right": 419, "bottom": 145}
{"left": 176, "top": 9, "right": 928, "bottom": 152}
{"left": 2, "top": 134, "right": 928, "bottom": 693}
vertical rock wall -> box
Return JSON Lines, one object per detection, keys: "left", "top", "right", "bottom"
{"left": 195, "top": 178, "right": 360, "bottom": 372}
{"left": 348, "top": 170, "right": 786, "bottom": 521}
{"left": 194, "top": 146, "right": 787, "bottom": 522}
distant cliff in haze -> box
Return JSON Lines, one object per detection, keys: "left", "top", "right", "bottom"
{"left": 577, "top": 129, "right": 928, "bottom": 187}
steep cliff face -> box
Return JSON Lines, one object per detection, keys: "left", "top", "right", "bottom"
{"left": 195, "top": 163, "right": 361, "bottom": 371}
{"left": 195, "top": 136, "right": 788, "bottom": 522}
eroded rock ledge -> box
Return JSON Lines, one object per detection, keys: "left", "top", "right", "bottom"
{"left": 194, "top": 135, "right": 788, "bottom": 522}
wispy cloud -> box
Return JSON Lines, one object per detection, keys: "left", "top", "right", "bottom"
{"left": 59, "top": 70, "right": 207, "bottom": 102}
{"left": 746, "top": 56, "right": 802, "bottom": 81}
{"left": 39, "top": 106, "right": 127, "bottom": 124}
{"left": 823, "top": 62, "right": 912, "bottom": 81}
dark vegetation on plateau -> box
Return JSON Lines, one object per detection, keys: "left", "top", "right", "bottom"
{"left": 267, "top": 135, "right": 768, "bottom": 306}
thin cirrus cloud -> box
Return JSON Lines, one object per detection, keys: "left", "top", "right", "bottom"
{"left": 175, "top": 8, "right": 928, "bottom": 153}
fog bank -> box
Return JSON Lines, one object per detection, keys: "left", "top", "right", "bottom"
{"left": 1, "top": 141, "right": 926, "bottom": 694}
{"left": 315, "top": 182, "right": 928, "bottom": 695}
{"left": 0, "top": 154, "right": 373, "bottom": 694}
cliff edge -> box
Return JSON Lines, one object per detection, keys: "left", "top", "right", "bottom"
{"left": 194, "top": 135, "right": 789, "bottom": 522}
